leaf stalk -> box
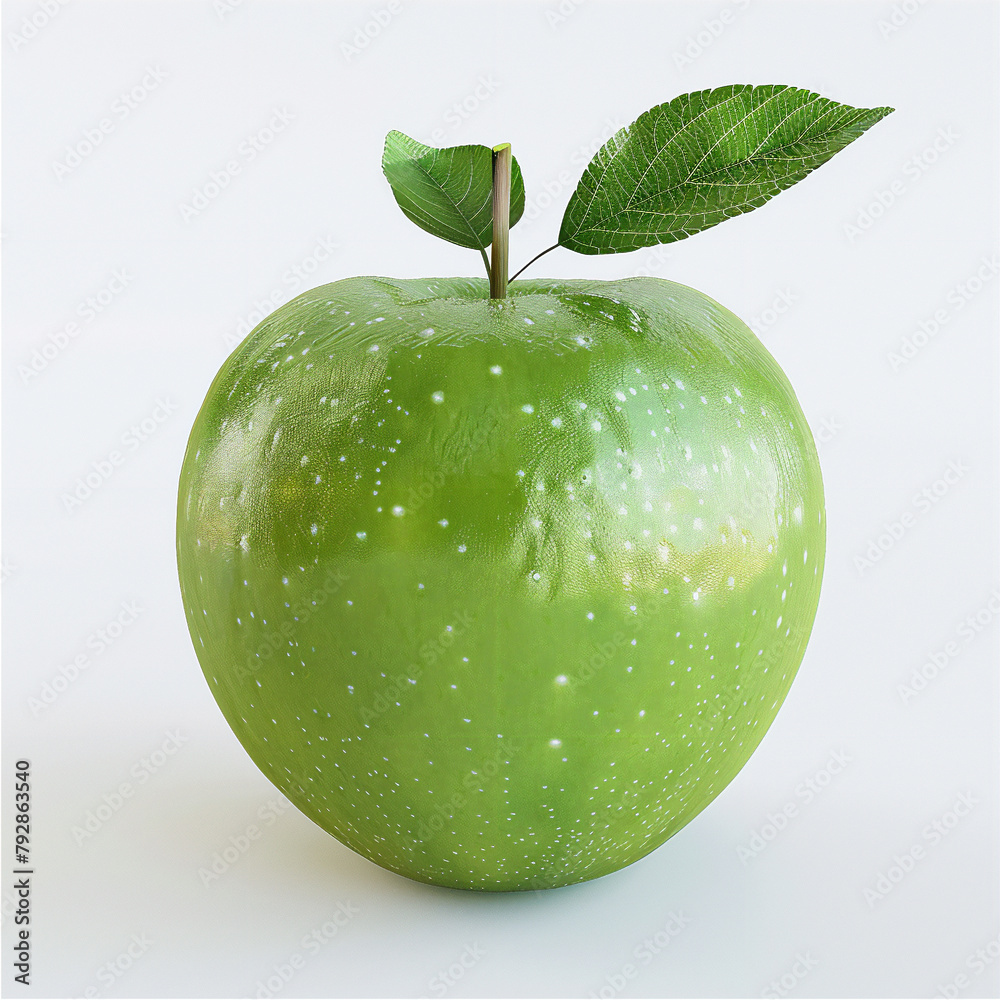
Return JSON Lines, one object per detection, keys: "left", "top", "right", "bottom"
{"left": 509, "top": 243, "right": 559, "bottom": 283}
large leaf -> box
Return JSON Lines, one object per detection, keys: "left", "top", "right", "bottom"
{"left": 559, "top": 85, "right": 894, "bottom": 255}
{"left": 383, "top": 130, "right": 525, "bottom": 250}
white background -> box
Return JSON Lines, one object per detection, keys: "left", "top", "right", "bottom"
{"left": 2, "top": 1, "right": 998, "bottom": 997}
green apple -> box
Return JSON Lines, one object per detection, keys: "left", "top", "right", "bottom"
{"left": 177, "top": 273, "right": 823, "bottom": 890}
{"left": 178, "top": 86, "right": 891, "bottom": 890}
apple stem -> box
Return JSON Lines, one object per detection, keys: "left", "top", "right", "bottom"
{"left": 490, "top": 143, "right": 511, "bottom": 299}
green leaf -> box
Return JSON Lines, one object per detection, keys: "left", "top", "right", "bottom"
{"left": 383, "top": 130, "right": 525, "bottom": 251}
{"left": 559, "top": 85, "right": 894, "bottom": 255}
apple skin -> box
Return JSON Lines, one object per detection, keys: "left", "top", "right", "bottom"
{"left": 177, "top": 275, "right": 825, "bottom": 891}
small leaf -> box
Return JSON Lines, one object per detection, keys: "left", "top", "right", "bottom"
{"left": 559, "top": 85, "right": 894, "bottom": 255}
{"left": 383, "top": 130, "right": 525, "bottom": 250}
